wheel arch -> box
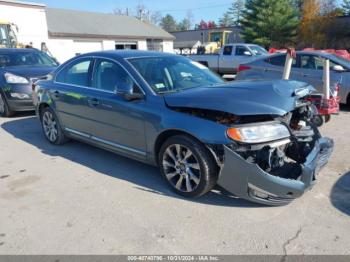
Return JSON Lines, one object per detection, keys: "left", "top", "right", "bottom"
{"left": 38, "top": 102, "right": 50, "bottom": 119}
{"left": 197, "top": 61, "right": 209, "bottom": 67}
{"left": 153, "top": 129, "right": 219, "bottom": 167}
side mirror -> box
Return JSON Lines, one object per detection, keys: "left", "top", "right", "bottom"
{"left": 331, "top": 65, "right": 345, "bottom": 72}
{"left": 115, "top": 83, "right": 143, "bottom": 101}
{"left": 243, "top": 51, "right": 253, "bottom": 56}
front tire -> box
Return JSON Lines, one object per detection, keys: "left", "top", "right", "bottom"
{"left": 0, "top": 92, "right": 15, "bottom": 117}
{"left": 159, "top": 135, "right": 218, "bottom": 198}
{"left": 41, "top": 107, "right": 68, "bottom": 145}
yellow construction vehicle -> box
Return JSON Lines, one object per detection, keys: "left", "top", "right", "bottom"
{"left": 198, "top": 30, "right": 232, "bottom": 54}
{"left": 0, "top": 20, "right": 19, "bottom": 48}
{"left": 209, "top": 30, "right": 231, "bottom": 46}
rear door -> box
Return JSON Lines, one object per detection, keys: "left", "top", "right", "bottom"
{"left": 219, "top": 45, "right": 234, "bottom": 74}
{"left": 260, "top": 54, "right": 299, "bottom": 80}
{"left": 53, "top": 58, "right": 95, "bottom": 132}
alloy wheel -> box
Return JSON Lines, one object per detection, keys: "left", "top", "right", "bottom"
{"left": 162, "top": 144, "right": 201, "bottom": 193}
{"left": 42, "top": 111, "right": 58, "bottom": 142}
{"left": 0, "top": 94, "right": 5, "bottom": 114}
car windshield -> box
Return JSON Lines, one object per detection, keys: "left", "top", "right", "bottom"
{"left": 128, "top": 56, "right": 224, "bottom": 94}
{"left": 248, "top": 45, "right": 268, "bottom": 55}
{"left": 0, "top": 51, "right": 58, "bottom": 68}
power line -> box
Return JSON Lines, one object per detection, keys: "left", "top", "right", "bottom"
{"left": 151, "top": 2, "right": 232, "bottom": 13}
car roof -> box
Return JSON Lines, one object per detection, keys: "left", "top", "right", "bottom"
{"left": 225, "top": 43, "right": 261, "bottom": 47}
{"left": 0, "top": 48, "right": 42, "bottom": 54}
{"left": 78, "top": 50, "right": 177, "bottom": 60}
{"left": 270, "top": 50, "right": 334, "bottom": 58}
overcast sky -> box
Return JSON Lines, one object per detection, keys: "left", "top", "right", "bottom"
{"left": 23, "top": 0, "right": 234, "bottom": 23}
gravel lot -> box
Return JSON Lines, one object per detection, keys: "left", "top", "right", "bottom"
{"left": 0, "top": 108, "right": 349, "bottom": 255}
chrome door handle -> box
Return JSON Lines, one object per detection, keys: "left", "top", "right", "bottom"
{"left": 88, "top": 98, "right": 100, "bottom": 106}
{"left": 53, "top": 90, "right": 60, "bottom": 98}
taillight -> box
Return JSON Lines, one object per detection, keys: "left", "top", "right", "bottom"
{"left": 238, "top": 65, "right": 251, "bottom": 72}
{"left": 335, "top": 83, "right": 340, "bottom": 92}
{"left": 333, "top": 83, "right": 340, "bottom": 97}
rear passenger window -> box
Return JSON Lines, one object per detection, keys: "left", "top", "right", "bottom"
{"left": 56, "top": 59, "right": 92, "bottom": 86}
{"left": 267, "top": 55, "right": 297, "bottom": 67}
{"left": 223, "top": 46, "right": 233, "bottom": 56}
{"left": 268, "top": 55, "right": 286, "bottom": 66}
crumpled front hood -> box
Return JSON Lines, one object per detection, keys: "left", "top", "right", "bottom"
{"left": 164, "top": 80, "right": 315, "bottom": 116}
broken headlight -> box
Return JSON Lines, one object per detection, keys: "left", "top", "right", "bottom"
{"left": 227, "top": 123, "right": 290, "bottom": 144}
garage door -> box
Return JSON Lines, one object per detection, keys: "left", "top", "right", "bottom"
{"left": 74, "top": 41, "right": 103, "bottom": 56}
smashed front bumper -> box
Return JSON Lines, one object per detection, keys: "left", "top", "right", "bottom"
{"left": 217, "top": 137, "right": 334, "bottom": 205}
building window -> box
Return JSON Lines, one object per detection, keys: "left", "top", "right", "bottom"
{"left": 147, "top": 39, "right": 163, "bottom": 51}
{"left": 115, "top": 42, "right": 138, "bottom": 50}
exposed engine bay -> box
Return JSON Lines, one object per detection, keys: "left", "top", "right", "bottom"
{"left": 231, "top": 103, "right": 320, "bottom": 181}
{"left": 172, "top": 100, "right": 322, "bottom": 182}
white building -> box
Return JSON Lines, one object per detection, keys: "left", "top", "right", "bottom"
{"left": 0, "top": 0, "right": 49, "bottom": 47}
{"left": 0, "top": 0, "right": 175, "bottom": 63}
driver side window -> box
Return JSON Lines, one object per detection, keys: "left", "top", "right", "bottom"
{"left": 92, "top": 59, "right": 139, "bottom": 93}
{"left": 235, "top": 46, "right": 249, "bottom": 56}
{"left": 300, "top": 55, "right": 317, "bottom": 70}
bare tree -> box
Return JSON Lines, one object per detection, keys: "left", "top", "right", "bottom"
{"left": 185, "top": 10, "right": 194, "bottom": 30}
{"left": 113, "top": 7, "right": 130, "bottom": 16}
{"left": 136, "top": 4, "right": 149, "bottom": 20}
{"left": 150, "top": 11, "right": 162, "bottom": 25}
{"left": 343, "top": 0, "right": 350, "bottom": 15}
{"left": 320, "top": 0, "right": 336, "bottom": 14}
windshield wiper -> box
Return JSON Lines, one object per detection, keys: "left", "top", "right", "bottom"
{"left": 158, "top": 89, "right": 182, "bottom": 94}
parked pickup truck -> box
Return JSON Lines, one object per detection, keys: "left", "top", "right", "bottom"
{"left": 189, "top": 43, "right": 268, "bottom": 75}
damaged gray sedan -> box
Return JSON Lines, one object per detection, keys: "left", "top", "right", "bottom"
{"left": 33, "top": 51, "right": 333, "bottom": 206}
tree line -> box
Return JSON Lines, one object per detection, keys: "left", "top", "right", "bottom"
{"left": 238, "top": 0, "right": 350, "bottom": 49}
{"left": 113, "top": 1, "right": 350, "bottom": 49}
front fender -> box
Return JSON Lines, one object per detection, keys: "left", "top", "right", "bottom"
{"left": 160, "top": 111, "right": 230, "bottom": 145}
{"left": 145, "top": 106, "right": 232, "bottom": 163}
{"left": 34, "top": 86, "right": 55, "bottom": 118}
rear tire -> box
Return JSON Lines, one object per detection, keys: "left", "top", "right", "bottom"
{"left": 158, "top": 135, "right": 218, "bottom": 198}
{"left": 0, "top": 92, "right": 15, "bottom": 117}
{"left": 312, "top": 115, "right": 324, "bottom": 127}
{"left": 40, "top": 107, "right": 68, "bottom": 145}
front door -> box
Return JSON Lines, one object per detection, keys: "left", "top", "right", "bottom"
{"left": 85, "top": 58, "right": 147, "bottom": 158}
{"left": 291, "top": 54, "right": 324, "bottom": 93}
{"left": 232, "top": 45, "right": 255, "bottom": 70}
